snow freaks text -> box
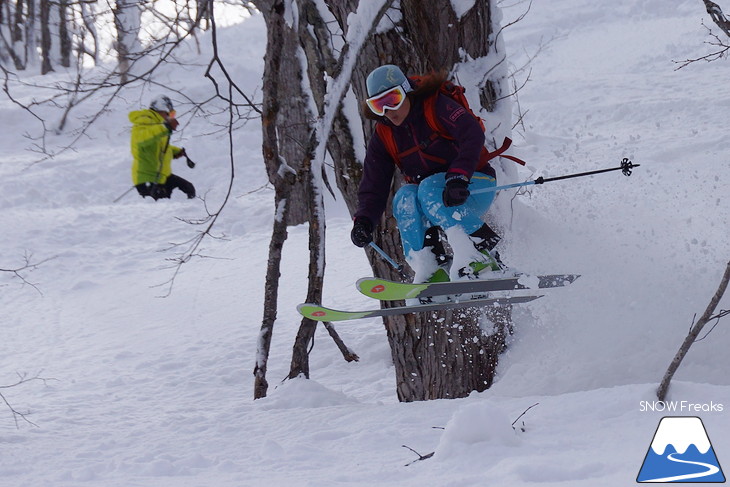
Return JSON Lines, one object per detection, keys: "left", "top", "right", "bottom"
{"left": 639, "top": 401, "right": 724, "bottom": 413}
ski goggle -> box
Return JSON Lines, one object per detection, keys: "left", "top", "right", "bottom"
{"left": 366, "top": 86, "right": 407, "bottom": 116}
{"left": 167, "top": 110, "right": 176, "bottom": 118}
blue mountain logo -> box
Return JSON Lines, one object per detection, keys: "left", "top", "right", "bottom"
{"left": 637, "top": 416, "right": 725, "bottom": 483}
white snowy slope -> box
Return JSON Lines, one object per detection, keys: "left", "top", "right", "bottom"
{"left": 1, "top": 1, "right": 729, "bottom": 486}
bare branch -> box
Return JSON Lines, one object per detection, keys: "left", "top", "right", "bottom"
{"left": 0, "top": 252, "right": 55, "bottom": 295}
{"left": 0, "top": 372, "right": 57, "bottom": 429}
{"left": 674, "top": 2, "right": 730, "bottom": 69}
{"left": 657, "top": 261, "right": 730, "bottom": 401}
{"left": 402, "top": 445, "right": 435, "bottom": 466}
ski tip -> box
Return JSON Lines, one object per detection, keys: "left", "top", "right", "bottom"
{"left": 296, "top": 303, "right": 328, "bottom": 321}
{"left": 296, "top": 303, "right": 370, "bottom": 322}
{"left": 355, "top": 277, "right": 380, "bottom": 291}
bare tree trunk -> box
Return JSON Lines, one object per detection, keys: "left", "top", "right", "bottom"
{"left": 657, "top": 261, "right": 730, "bottom": 401}
{"left": 113, "top": 0, "right": 141, "bottom": 84}
{"left": 0, "top": 0, "right": 25, "bottom": 71}
{"left": 253, "top": 0, "right": 290, "bottom": 400}
{"left": 58, "top": 0, "right": 71, "bottom": 68}
{"left": 39, "top": 0, "right": 52, "bottom": 74}
{"left": 288, "top": 150, "right": 323, "bottom": 379}
{"left": 12, "top": 0, "right": 23, "bottom": 44}
{"left": 254, "top": 194, "right": 291, "bottom": 399}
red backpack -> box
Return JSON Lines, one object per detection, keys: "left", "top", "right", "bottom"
{"left": 375, "top": 77, "right": 525, "bottom": 170}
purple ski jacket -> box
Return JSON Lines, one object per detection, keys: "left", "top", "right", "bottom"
{"left": 354, "top": 92, "right": 491, "bottom": 226}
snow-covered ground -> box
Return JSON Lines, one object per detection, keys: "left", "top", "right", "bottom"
{"left": 2, "top": 1, "right": 729, "bottom": 486}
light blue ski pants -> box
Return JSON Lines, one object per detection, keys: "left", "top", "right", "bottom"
{"left": 392, "top": 172, "right": 497, "bottom": 256}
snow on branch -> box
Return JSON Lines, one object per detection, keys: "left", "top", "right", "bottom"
{"left": 703, "top": 0, "right": 730, "bottom": 37}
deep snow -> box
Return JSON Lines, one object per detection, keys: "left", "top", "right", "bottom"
{"left": 1, "top": 1, "right": 729, "bottom": 486}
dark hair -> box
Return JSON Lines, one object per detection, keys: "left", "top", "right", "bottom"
{"left": 361, "top": 69, "right": 449, "bottom": 121}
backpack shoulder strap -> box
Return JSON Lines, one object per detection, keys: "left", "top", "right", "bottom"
{"left": 422, "top": 92, "right": 451, "bottom": 140}
{"left": 375, "top": 123, "right": 401, "bottom": 166}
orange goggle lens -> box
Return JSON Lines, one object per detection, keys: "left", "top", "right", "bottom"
{"left": 366, "top": 86, "right": 406, "bottom": 116}
{"left": 168, "top": 110, "right": 176, "bottom": 118}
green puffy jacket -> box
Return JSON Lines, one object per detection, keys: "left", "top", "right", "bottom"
{"left": 129, "top": 109, "right": 182, "bottom": 185}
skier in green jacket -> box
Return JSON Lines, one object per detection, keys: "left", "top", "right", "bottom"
{"left": 129, "top": 95, "right": 196, "bottom": 200}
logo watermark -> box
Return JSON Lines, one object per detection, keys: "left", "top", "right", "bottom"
{"left": 639, "top": 401, "right": 724, "bottom": 413}
{"left": 637, "top": 416, "right": 725, "bottom": 483}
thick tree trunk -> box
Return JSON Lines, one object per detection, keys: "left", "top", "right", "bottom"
{"left": 253, "top": 0, "right": 319, "bottom": 227}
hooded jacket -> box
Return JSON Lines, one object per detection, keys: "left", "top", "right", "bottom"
{"left": 129, "top": 109, "right": 182, "bottom": 185}
{"left": 354, "top": 92, "right": 489, "bottom": 226}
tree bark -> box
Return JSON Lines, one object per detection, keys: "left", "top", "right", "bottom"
{"left": 59, "top": 0, "right": 71, "bottom": 68}
{"left": 253, "top": 0, "right": 291, "bottom": 399}
{"left": 39, "top": 0, "right": 52, "bottom": 74}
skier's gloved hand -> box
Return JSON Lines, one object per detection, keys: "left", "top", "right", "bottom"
{"left": 350, "top": 217, "right": 373, "bottom": 248}
{"left": 443, "top": 173, "right": 470, "bottom": 207}
{"left": 173, "top": 148, "right": 187, "bottom": 159}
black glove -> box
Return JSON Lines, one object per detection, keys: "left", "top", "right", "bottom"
{"left": 150, "top": 183, "right": 169, "bottom": 200}
{"left": 186, "top": 157, "right": 196, "bottom": 169}
{"left": 443, "top": 173, "right": 470, "bottom": 207}
{"left": 173, "top": 148, "right": 187, "bottom": 159}
{"left": 350, "top": 217, "right": 373, "bottom": 248}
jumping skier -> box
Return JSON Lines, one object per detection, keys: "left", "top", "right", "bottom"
{"left": 351, "top": 65, "right": 503, "bottom": 283}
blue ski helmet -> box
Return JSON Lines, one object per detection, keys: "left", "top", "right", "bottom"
{"left": 366, "top": 65, "right": 412, "bottom": 97}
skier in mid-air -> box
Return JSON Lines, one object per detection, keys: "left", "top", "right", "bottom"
{"left": 351, "top": 64, "right": 503, "bottom": 283}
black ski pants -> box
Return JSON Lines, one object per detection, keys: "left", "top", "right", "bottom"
{"left": 136, "top": 174, "right": 196, "bottom": 200}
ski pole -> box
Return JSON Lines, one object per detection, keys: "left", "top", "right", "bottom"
{"left": 368, "top": 242, "right": 408, "bottom": 279}
{"left": 113, "top": 186, "right": 135, "bottom": 203}
{"left": 472, "top": 158, "right": 639, "bottom": 195}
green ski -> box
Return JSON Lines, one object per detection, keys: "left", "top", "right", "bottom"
{"left": 297, "top": 295, "right": 542, "bottom": 322}
{"left": 356, "top": 273, "right": 579, "bottom": 301}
